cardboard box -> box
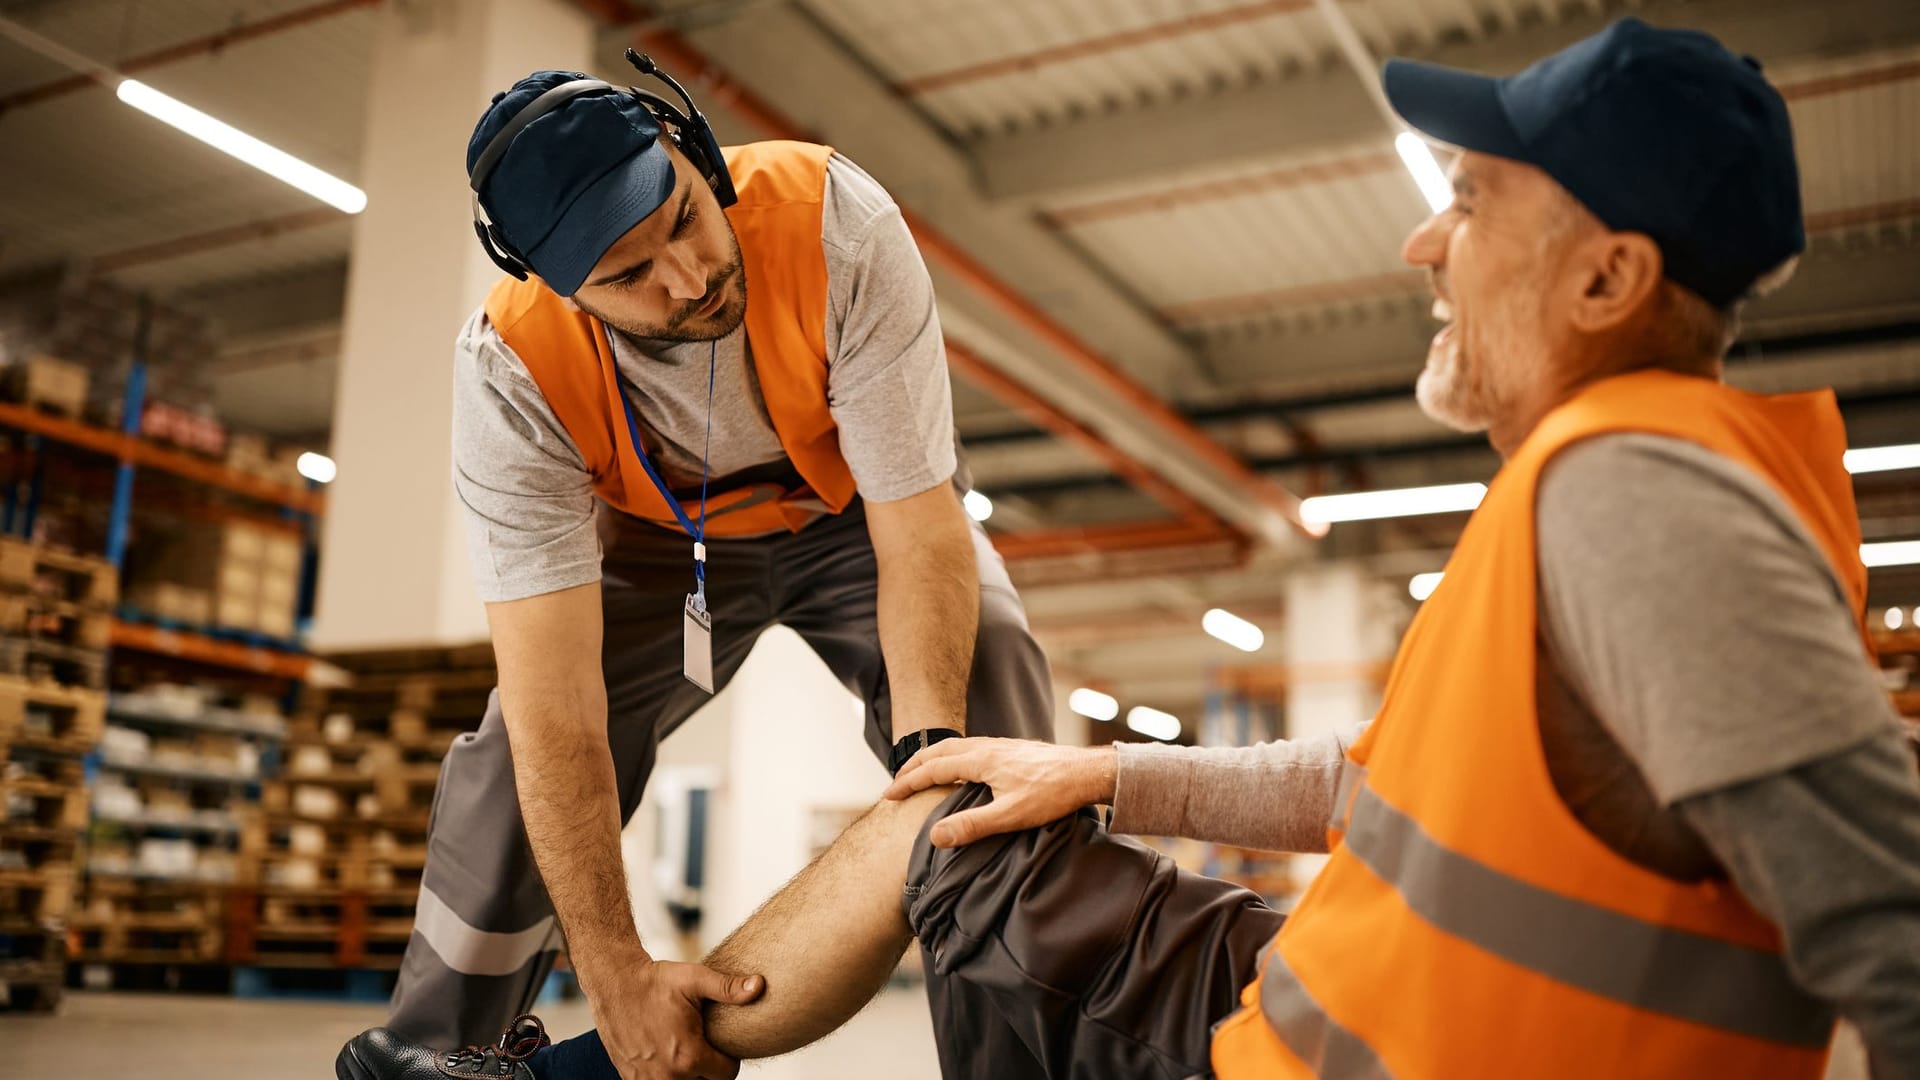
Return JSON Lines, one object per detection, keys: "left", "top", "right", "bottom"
{"left": 227, "top": 433, "right": 271, "bottom": 474}
{"left": 261, "top": 535, "right": 302, "bottom": 575}
{"left": 8, "top": 355, "right": 89, "bottom": 417}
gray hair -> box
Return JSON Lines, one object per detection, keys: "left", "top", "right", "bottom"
{"left": 1541, "top": 185, "right": 1798, "bottom": 371}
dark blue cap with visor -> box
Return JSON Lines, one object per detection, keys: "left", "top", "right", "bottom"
{"left": 1383, "top": 17, "right": 1804, "bottom": 309}
{"left": 467, "top": 70, "right": 676, "bottom": 297}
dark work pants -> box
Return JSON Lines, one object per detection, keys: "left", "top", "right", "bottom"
{"left": 906, "top": 785, "right": 1287, "bottom": 1080}
{"left": 388, "top": 501, "right": 1057, "bottom": 1047}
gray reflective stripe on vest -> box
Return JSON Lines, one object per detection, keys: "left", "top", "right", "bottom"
{"left": 412, "top": 885, "right": 561, "bottom": 978}
{"left": 1259, "top": 948, "right": 1395, "bottom": 1079}
{"left": 1329, "top": 761, "right": 1366, "bottom": 835}
{"left": 1338, "top": 784, "right": 1834, "bottom": 1048}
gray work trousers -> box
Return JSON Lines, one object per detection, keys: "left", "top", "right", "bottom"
{"left": 908, "top": 785, "right": 1286, "bottom": 1079}
{"left": 388, "top": 500, "right": 1056, "bottom": 1047}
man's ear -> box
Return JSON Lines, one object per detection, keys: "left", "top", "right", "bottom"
{"left": 1569, "top": 231, "right": 1662, "bottom": 334}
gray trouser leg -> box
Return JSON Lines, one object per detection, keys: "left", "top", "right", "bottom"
{"left": 777, "top": 501, "right": 1057, "bottom": 761}
{"left": 906, "top": 785, "right": 1285, "bottom": 1080}
{"left": 388, "top": 514, "right": 772, "bottom": 1047}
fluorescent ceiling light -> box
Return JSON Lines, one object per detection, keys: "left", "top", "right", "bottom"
{"left": 1125, "top": 706, "right": 1181, "bottom": 742}
{"left": 1201, "top": 608, "right": 1265, "bottom": 653}
{"left": 1068, "top": 688, "right": 1118, "bottom": 722}
{"left": 1409, "top": 572, "right": 1445, "bottom": 601}
{"left": 1300, "top": 482, "right": 1486, "bottom": 526}
{"left": 296, "top": 452, "right": 337, "bottom": 484}
{"left": 963, "top": 489, "right": 993, "bottom": 522}
{"left": 1395, "top": 132, "right": 1452, "bottom": 213}
{"left": 1844, "top": 443, "right": 1920, "bottom": 475}
{"left": 117, "top": 79, "right": 366, "bottom": 214}
{"left": 1887, "top": 607, "right": 1907, "bottom": 631}
{"left": 1862, "top": 541, "right": 1920, "bottom": 569}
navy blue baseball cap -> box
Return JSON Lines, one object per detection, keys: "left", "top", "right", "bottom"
{"left": 1383, "top": 17, "right": 1803, "bottom": 308}
{"left": 467, "top": 70, "right": 676, "bottom": 297}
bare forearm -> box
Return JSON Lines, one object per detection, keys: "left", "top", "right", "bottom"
{"left": 701, "top": 787, "right": 955, "bottom": 1058}
{"left": 503, "top": 691, "right": 644, "bottom": 986}
{"left": 876, "top": 527, "right": 977, "bottom": 738}
{"left": 1108, "top": 725, "right": 1369, "bottom": 853}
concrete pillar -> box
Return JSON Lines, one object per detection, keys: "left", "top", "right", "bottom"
{"left": 1283, "top": 564, "right": 1397, "bottom": 889}
{"left": 312, "top": 0, "right": 595, "bottom": 648}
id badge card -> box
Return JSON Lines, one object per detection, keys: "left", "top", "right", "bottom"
{"left": 683, "top": 594, "right": 715, "bottom": 693}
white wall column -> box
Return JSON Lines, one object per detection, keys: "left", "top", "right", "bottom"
{"left": 312, "top": 0, "right": 595, "bottom": 648}
{"left": 1283, "top": 564, "right": 1397, "bottom": 889}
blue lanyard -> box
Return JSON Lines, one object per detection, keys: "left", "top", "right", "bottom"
{"left": 610, "top": 329, "right": 716, "bottom": 606}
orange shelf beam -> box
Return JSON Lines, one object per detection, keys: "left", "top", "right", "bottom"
{"left": 109, "top": 620, "right": 310, "bottom": 681}
{"left": 0, "top": 402, "right": 325, "bottom": 516}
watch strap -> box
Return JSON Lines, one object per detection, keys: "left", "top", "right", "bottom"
{"left": 889, "top": 727, "right": 962, "bottom": 776}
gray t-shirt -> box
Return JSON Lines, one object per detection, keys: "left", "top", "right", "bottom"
{"left": 452, "top": 154, "right": 957, "bottom": 603}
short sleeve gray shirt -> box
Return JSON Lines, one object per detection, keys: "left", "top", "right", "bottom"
{"left": 450, "top": 153, "right": 957, "bottom": 603}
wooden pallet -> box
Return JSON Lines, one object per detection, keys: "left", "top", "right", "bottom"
{"left": 0, "top": 635, "right": 107, "bottom": 690}
{"left": 0, "top": 866, "right": 76, "bottom": 924}
{"left": 69, "top": 913, "right": 223, "bottom": 964}
{"left": 0, "top": 539, "right": 116, "bottom": 610}
{"left": 0, "top": 677, "right": 105, "bottom": 754}
{"left": 0, "top": 825, "right": 80, "bottom": 876}
{"left": 0, "top": 771, "right": 88, "bottom": 831}
{"left": 0, "top": 594, "right": 111, "bottom": 650}
{"left": 0, "top": 930, "right": 66, "bottom": 1012}
{"left": 0, "top": 959, "right": 63, "bottom": 1012}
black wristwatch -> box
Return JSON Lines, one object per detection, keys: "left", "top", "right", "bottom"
{"left": 889, "top": 727, "right": 962, "bottom": 776}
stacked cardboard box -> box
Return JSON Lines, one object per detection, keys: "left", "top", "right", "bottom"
{"left": 124, "top": 521, "right": 302, "bottom": 638}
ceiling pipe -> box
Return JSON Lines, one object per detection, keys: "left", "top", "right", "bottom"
{"left": 0, "top": 0, "right": 382, "bottom": 114}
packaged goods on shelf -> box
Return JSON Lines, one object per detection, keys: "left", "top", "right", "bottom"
{"left": 122, "top": 519, "right": 302, "bottom": 637}
{"left": 1, "top": 355, "right": 88, "bottom": 418}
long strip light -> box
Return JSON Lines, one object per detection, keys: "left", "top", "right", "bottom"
{"left": 1409, "top": 572, "right": 1445, "bottom": 601}
{"left": 1068, "top": 688, "right": 1118, "bottom": 722}
{"left": 117, "top": 79, "right": 366, "bottom": 213}
{"left": 1300, "top": 482, "right": 1486, "bottom": 526}
{"left": 1845, "top": 443, "right": 1920, "bottom": 475}
{"left": 1395, "top": 132, "right": 1453, "bottom": 213}
{"left": 1126, "top": 706, "right": 1182, "bottom": 742}
{"left": 1201, "top": 608, "right": 1265, "bottom": 653}
{"left": 1862, "top": 541, "right": 1920, "bottom": 569}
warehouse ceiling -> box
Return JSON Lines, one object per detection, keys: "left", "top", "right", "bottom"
{"left": 2, "top": 0, "right": 1918, "bottom": 716}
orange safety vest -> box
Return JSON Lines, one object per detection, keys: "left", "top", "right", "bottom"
{"left": 1213, "top": 370, "right": 1870, "bottom": 1078}
{"left": 483, "top": 141, "right": 856, "bottom": 538}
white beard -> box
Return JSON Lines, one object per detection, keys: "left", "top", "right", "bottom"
{"left": 1414, "top": 323, "right": 1493, "bottom": 433}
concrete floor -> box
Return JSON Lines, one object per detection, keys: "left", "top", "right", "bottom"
{"left": 1, "top": 986, "right": 941, "bottom": 1079}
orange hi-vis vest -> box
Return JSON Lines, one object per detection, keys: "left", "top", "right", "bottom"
{"left": 1213, "top": 370, "right": 1871, "bottom": 1078}
{"left": 483, "top": 141, "right": 855, "bottom": 538}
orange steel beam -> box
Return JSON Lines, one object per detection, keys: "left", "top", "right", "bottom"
{"left": 0, "top": 402, "right": 325, "bottom": 515}
{"left": 627, "top": 23, "right": 1308, "bottom": 536}
{"left": 945, "top": 340, "right": 1218, "bottom": 529}
{"left": 0, "top": 0, "right": 383, "bottom": 113}
{"left": 110, "top": 620, "right": 312, "bottom": 680}
{"left": 90, "top": 207, "right": 344, "bottom": 274}
{"left": 987, "top": 517, "right": 1236, "bottom": 563}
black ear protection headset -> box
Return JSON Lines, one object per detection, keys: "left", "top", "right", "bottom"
{"left": 468, "top": 49, "right": 738, "bottom": 281}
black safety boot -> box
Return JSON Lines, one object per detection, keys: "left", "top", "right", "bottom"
{"left": 336, "top": 1014, "right": 550, "bottom": 1079}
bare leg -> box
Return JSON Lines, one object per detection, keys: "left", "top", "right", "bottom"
{"left": 700, "top": 786, "right": 955, "bottom": 1059}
